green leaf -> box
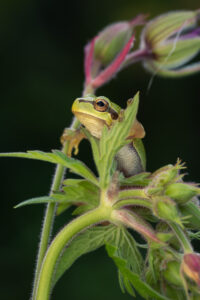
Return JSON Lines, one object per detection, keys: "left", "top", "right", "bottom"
{"left": 115, "top": 227, "right": 143, "bottom": 275}
{"left": 52, "top": 224, "right": 118, "bottom": 287}
{"left": 87, "top": 93, "right": 140, "bottom": 188}
{"left": 14, "top": 196, "right": 64, "bottom": 208}
{"left": 106, "top": 244, "right": 170, "bottom": 300}
{"left": 105, "top": 227, "right": 143, "bottom": 296}
{"left": 0, "top": 150, "right": 98, "bottom": 186}
{"left": 52, "top": 150, "right": 99, "bottom": 186}
{"left": 57, "top": 179, "right": 99, "bottom": 215}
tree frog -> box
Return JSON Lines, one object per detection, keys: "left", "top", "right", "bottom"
{"left": 71, "top": 94, "right": 146, "bottom": 177}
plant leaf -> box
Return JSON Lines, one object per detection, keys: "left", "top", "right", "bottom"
{"left": 0, "top": 150, "right": 98, "bottom": 186}
{"left": 104, "top": 226, "right": 143, "bottom": 296}
{"left": 106, "top": 244, "right": 170, "bottom": 300}
{"left": 57, "top": 179, "right": 99, "bottom": 215}
{"left": 86, "top": 93, "right": 139, "bottom": 188}
{"left": 52, "top": 224, "right": 118, "bottom": 287}
{"left": 52, "top": 150, "right": 98, "bottom": 186}
{"left": 14, "top": 196, "right": 64, "bottom": 208}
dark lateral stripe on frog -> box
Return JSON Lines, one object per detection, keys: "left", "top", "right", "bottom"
{"left": 78, "top": 99, "right": 118, "bottom": 120}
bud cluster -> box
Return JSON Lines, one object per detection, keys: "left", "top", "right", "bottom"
{"left": 112, "top": 160, "right": 200, "bottom": 297}
{"left": 83, "top": 10, "right": 200, "bottom": 93}
{"left": 144, "top": 160, "right": 200, "bottom": 225}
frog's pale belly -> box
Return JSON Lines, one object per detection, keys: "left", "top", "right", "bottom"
{"left": 115, "top": 143, "right": 143, "bottom": 177}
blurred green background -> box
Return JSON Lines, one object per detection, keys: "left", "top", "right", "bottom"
{"left": 1, "top": 0, "right": 200, "bottom": 299}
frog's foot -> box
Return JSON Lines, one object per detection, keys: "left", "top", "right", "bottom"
{"left": 61, "top": 128, "right": 86, "bottom": 157}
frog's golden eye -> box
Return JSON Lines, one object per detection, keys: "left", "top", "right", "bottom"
{"left": 94, "top": 98, "right": 109, "bottom": 112}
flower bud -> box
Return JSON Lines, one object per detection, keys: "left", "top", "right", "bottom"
{"left": 94, "top": 22, "right": 132, "bottom": 67}
{"left": 163, "top": 261, "right": 183, "bottom": 286}
{"left": 165, "top": 182, "right": 200, "bottom": 204}
{"left": 94, "top": 15, "right": 146, "bottom": 66}
{"left": 83, "top": 15, "right": 147, "bottom": 91}
{"left": 182, "top": 253, "right": 200, "bottom": 286}
{"left": 154, "top": 196, "right": 182, "bottom": 225}
{"left": 150, "top": 161, "right": 183, "bottom": 187}
{"left": 139, "top": 10, "right": 200, "bottom": 77}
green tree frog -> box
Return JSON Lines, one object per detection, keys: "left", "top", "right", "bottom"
{"left": 71, "top": 94, "right": 146, "bottom": 177}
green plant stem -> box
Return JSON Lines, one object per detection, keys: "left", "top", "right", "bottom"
{"left": 113, "top": 198, "right": 152, "bottom": 210}
{"left": 32, "top": 86, "right": 95, "bottom": 299}
{"left": 169, "top": 222, "right": 193, "bottom": 253}
{"left": 35, "top": 204, "right": 112, "bottom": 300}
{"left": 32, "top": 141, "right": 69, "bottom": 299}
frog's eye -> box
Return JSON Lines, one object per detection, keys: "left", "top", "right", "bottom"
{"left": 94, "top": 98, "right": 109, "bottom": 112}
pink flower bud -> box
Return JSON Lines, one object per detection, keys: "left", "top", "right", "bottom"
{"left": 94, "top": 14, "right": 146, "bottom": 66}
{"left": 83, "top": 15, "right": 147, "bottom": 91}
{"left": 182, "top": 253, "right": 200, "bottom": 286}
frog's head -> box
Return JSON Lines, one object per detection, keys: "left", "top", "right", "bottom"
{"left": 72, "top": 94, "right": 121, "bottom": 138}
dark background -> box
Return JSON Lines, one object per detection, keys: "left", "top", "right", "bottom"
{"left": 1, "top": 0, "right": 200, "bottom": 299}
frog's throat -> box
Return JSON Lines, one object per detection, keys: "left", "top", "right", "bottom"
{"left": 73, "top": 111, "right": 107, "bottom": 139}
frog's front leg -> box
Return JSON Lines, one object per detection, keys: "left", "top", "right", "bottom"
{"left": 61, "top": 128, "right": 86, "bottom": 157}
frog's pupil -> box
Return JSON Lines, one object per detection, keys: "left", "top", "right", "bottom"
{"left": 97, "top": 101, "right": 105, "bottom": 107}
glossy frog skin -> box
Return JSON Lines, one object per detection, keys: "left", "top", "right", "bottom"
{"left": 72, "top": 94, "right": 146, "bottom": 177}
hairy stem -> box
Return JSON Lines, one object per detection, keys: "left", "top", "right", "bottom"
{"left": 32, "top": 141, "right": 69, "bottom": 299}
{"left": 32, "top": 86, "right": 95, "bottom": 299}
{"left": 35, "top": 204, "right": 112, "bottom": 300}
{"left": 122, "top": 48, "right": 152, "bottom": 68}
{"left": 169, "top": 222, "right": 193, "bottom": 253}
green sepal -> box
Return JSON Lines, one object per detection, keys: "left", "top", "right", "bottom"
{"left": 163, "top": 261, "right": 183, "bottom": 286}
{"left": 153, "top": 196, "right": 182, "bottom": 226}
{"left": 94, "top": 21, "right": 132, "bottom": 66}
{"left": 144, "top": 11, "right": 197, "bottom": 45}
{"left": 155, "top": 38, "right": 200, "bottom": 69}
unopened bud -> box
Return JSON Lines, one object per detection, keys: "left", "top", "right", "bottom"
{"left": 94, "top": 22, "right": 132, "bottom": 66}
{"left": 140, "top": 10, "right": 200, "bottom": 77}
{"left": 163, "top": 261, "right": 183, "bottom": 286}
{"left": 154, "top": 197, "right": 181, "bottom": 224}
{"left": 182, "top": 253, "right": 200, "bottom": 286}
{"left": 94, "top": 15, "right": 146, "bottom": 66}
{"left": 146, "top": 161, "right": 185, "bottom": 198}
{"left": 165, "top": 182, "right": 200, "bottom": 204}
